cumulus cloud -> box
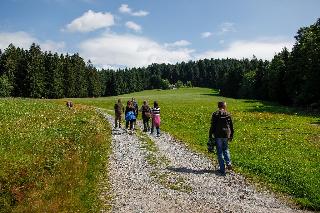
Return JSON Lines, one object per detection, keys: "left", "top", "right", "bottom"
{"left": 164, "top": 40, "right": 191, "bottom": 48}
{"left": 201, "top": 32, "right": 212, "bottom": 38}
{"left": 119, "top": 4, "right": 149, "bottom": 17}
{"left": 125, "top": 21, "right": 142, "bottom": 32}
{"left": 196, "top": 38, "right": 294, "bottom": 60}
{"left": 64, "top": 10, "right": 114, "bottom": 32}
{"left": 0, "top": 31, "right": 65, "bottom": 52}
{"left": 79, "top": 33, "right": 193, "bottom": 68}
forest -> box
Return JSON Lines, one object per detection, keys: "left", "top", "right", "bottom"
{"left": 0, "top": 18, "right": 319, "bottom": 109}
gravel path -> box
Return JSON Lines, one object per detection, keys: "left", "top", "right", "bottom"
{"left": 98, "top": 110, "right": 308, "bottom": 213}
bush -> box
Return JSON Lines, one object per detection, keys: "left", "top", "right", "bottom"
{"left": 175, "top": 80, "right": 184, "bottom": 88}
{"left": 160, "top": 79, "right": 170, "bottom": 90}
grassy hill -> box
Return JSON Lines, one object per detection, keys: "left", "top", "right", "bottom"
{"left": 77, "top": 87, "right": 320, "bottom": 210}
{"left": 0, "top": 99, "right": 111, "bottom": 212}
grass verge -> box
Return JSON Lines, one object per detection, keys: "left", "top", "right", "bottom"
{"left": 0, "top": 98, "right": 112, "bottom": 212}
{"left": 75, "top": 87, "right": 320, "bottom": 210}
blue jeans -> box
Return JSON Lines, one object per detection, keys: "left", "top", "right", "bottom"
{"left": 215, "top": 138, "right": 231, "bottom": 174}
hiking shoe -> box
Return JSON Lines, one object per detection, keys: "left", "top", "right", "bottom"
{"left": 227, "top": 164, "right": 233, "bottom": 170}
{"left": 217, "top": 170, "right": 226, "bottom": 176}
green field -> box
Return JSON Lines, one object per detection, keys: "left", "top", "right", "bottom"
{"left": 76, "top": 87, "right": 320, "bottom": 210}
{"left": 1, "top": 87, "right": 319, "bottom": 211}
{"left": 0, "top": 99, "right": 112, "bottom": 212}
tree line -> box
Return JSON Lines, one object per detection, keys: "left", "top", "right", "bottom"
{"left": 0, "top": 18, "right": 319, "bottom": 108}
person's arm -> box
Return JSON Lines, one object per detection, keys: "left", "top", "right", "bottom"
{"left": 209, "top": 113, "right": 216, "bottom": 139}
{"left": 228, "top": 114, "right": 234, "bottom": 140}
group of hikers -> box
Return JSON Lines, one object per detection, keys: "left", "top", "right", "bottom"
{"left": 115, "top": 98, "right": 234, "bottom": 176}
{"left": 114, "top": 98, "right": 161, "bottom": 137}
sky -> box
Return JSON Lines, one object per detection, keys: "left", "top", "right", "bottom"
{"left": 0, "top": 0, "right": 319, "bottom": 69}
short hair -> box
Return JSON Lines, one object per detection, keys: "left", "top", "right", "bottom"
{"left": 154, "top": 101, "right": 159, "bottom": 108}
{"left": 218, "top": 101, "right": 226, "bottom": 108}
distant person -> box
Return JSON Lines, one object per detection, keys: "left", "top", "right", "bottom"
{"left": 66, "top": 101, "right": 73, "bottom": 109}
{"left": 140, "top": 100, "right": 151, "bottom": 132}
{"left": 125, "top": 100, "right": 136, "bottom": 130}
{"left": 208, "top": 101, "right": 234, "bottom": 176}
{"left": 132, "top": 98, "right": 139, "bottom": 128}
{"left": 151, "top": 101, "right": 161, "bottom": 137}
{"left": 114, "top": 99, "right": 124, "bottom": 129}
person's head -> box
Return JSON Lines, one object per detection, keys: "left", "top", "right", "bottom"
{"left": 218, "top": 101, "right": 226, "bottom": 110}
{"left": 154, "top": 101, "right": 159, "bottom": 108}
{"left": 143, "top": 100, "right": 147, "bottom": 105}
{"left": 132, "top": 97, "right": 135, "bottom": 102}
{"left": 117, "top": 99, "right": 121, "bottom": 103}
{"left": 127, "top": 100, "right": 131, "bottom": 106}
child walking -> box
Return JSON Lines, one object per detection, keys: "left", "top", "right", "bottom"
{"left": 125, "top": 100, "right": 136, "bottom": 130}
{"left": 151, "top": 101, "right": 161, "bottom": 137}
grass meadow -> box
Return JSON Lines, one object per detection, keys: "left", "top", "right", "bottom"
{"left": 0, "top": 99, "right": 111, "bottom": 212}
{"left": 77, "top": 87, "right": 320, "bottom": 210}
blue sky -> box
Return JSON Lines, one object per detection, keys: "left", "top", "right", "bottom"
{"left": 0, "top": 0, "right": 319, "bottom": 69}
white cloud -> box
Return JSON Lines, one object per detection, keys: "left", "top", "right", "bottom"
{"left": 0, "top": 31, "right": 35, "bottom": 50}
{"left": 119, "top": 4, "right": 131, "bottom": 13}
{"left": 41, "top": 40, "right": 66, "bottom": 52}
{"left": 196, "top": 38, "right": 294, "bottom": 60}
{"left": 125, "top": 21, "right": 142, "bottom": 32}
{"left": 220, "top": 22, "right": 236, "bottom": 33}
{"left": 64, "top": 10, "right": 114, "bottom": 32}
{"left": 164, "top": 40, "right": 191, "bottom": 48}
{"left": 79, "top": 33, "right": 193, "bottom": 68}
{"left": 201, "top": 22, "right": 235, "bottom": 39}
{"left": 0, "top": 31, "right": 65, "bottom": 52}
{"left": 119, "top": 4, "right": 149, "bottom": 17}
{"left": 132, "top": 11, "right": 149, "bottom": 17}
{"left": 201, "top": 32, "right": 212, "bottom": 38}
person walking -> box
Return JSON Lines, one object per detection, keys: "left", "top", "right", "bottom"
{"left": 114, "top": 99, "right": 124, "bottom": 129}
{"left": 208, "top": 101, "right": 234, "bottom": 175}
{"left": 151, "top": 101, "right": 161, "bottom": 137}
{"left": 132, "top": 98, "right": 139, "bottom": 129}
{"left": 140, "top": 100, "right": 151, "bottom": 132}
{"left": 125, "top": 100, "right": 136, "bottom": 131}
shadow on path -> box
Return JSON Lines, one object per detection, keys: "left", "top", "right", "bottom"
{"left": 166, "top": 166, "right": 220, "bottom": 175}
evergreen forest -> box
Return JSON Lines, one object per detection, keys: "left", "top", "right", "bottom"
{"left": 1, "top": 19, "right": 319, "bottom": 109}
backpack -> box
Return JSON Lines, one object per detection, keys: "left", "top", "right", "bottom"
{"left": 214, "top": 110, "right": 231, "bottom": 138}
{"left": 125, "top": 111, "right": 136, "bottom": 121}
{"left": 207, "top": 138, "right": 216, "bottom": 153}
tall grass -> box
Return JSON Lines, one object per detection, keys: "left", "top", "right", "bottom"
{"left": 0, "top": 99, "right": 111, "bottom": 212}
{"left": 77, "top": 87, "right": 320, "bottom": 210}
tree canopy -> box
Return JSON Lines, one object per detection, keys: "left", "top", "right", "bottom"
{"left": 0, "top": 18, "right": 319, "bottom": 109}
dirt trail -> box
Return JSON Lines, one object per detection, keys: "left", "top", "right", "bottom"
{"left": 99, "top": 110, "right": 307, "bottom": 213}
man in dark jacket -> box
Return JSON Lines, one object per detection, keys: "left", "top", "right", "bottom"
{"left": 209, "top": 101, "right": 234, "bottom": 175}
{"left": 114, "top": 99, "right": 124, "bottom": 128}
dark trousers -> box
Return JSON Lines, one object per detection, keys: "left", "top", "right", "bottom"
{"left": 143, "top": 118, "right": 150, "bottom": 132}
{"left": 126, "top": 119, "right": 135, "bottom": 130}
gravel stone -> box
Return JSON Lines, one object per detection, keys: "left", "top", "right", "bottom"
{"left": 99, "top": 110, "right": 309, "bottom": 213}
